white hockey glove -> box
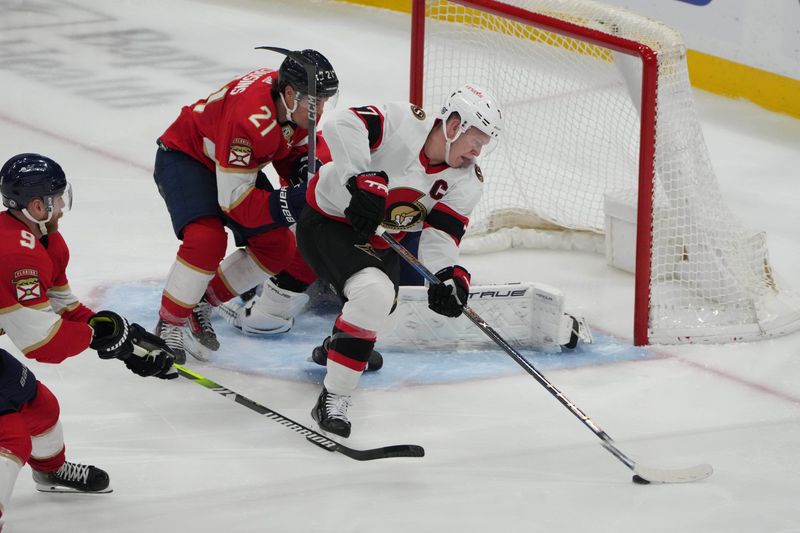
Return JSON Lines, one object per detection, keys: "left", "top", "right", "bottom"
{"left": 218, "top": 277, "right": 310, "bottom": 335}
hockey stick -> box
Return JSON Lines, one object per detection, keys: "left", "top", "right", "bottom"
{"left": 175, "top": 364, "right": 425, "bottom": 461}
{"left": 377, "top": 228, "right": 711, "bottom": 484}
{"left": 256, "top": 46, "right": 318, "bottom": 181}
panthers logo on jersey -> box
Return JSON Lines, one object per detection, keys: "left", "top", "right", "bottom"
{"left": 382, "top": 188, "right": 428, "bottom": 230}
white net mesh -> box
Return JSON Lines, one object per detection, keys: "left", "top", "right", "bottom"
{"left": 418, "top": 0, "right": 800, "bottom": 343}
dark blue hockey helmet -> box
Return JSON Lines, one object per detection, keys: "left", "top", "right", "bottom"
{"left": 278, "top": 49, "right": 339, "bottom": 98}
{"left": 0, "top": 153, "right": 69, "bottom": 210}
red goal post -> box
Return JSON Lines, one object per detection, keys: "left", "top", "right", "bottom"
{"left": 409, "top": 0, "right": 800, "bottom": 345}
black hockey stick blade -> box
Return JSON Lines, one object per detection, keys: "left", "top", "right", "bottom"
{"left": 175, "top": 365, "right": 424, "bottom": 461}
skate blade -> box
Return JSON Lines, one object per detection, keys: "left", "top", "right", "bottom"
{"left": 36, "top": 483, "right": 113, "bottom": 493}
{"left": 184, "top": 334, "right": 214, "bottom": 362}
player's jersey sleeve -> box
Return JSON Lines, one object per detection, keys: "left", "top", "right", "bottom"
{"left": 45, "top": 232, "right": 94, "bottom": 322}
{"left": 309, "top": 104, "right": 392, "bottom": 219}
{"left": 418, "top": 165, "right": 484, "bottom": 273}
{"left": 322, "top": 104, "right": 383, "bottom": 182}
{"left": 0, "top": 250, "right": 92, "bottom": 364}
{"left": 213, "top": 104, "right": 282, "bottom": 228}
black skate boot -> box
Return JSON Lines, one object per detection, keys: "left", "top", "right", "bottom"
{"left": 311, "top": 336, "right": 383, "bottom": 372}
{"left": 311, "top": 388, "right": 352, "bottom": 438}
{"left": 186, "top": 297, "right": 220, "bottom": 361}
{"left": 32, "top": 461, "right": 112, "bottom": 493}
{"left": 155, "top": 318, "right": 187, "bottom": 364}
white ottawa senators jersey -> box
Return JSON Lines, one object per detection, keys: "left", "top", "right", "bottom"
{"left": 0, "top": 212, "right": 94, "bottom": 363}
{"left": 306, "top": 101, "right": 483, "bottom": 273}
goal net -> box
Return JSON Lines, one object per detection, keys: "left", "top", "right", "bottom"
{"left": 411, "top": 0, "right": 800, "bottom": 344}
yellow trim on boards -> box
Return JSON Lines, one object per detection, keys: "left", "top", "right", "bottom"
{"left": 332, "top": 0, "right": 799, "bottom": 118}
{"left": 687, "top": 50, "right": 800, "bottom": 119}
{"left": 334, "top": 0, "right": 411, "bottom": 12}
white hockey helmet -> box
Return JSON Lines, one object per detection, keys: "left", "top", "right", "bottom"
{"left": 439, "top": 83, "right": 502, "bottom": 157}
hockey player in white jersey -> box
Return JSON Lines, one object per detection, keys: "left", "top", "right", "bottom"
{"left": 296, "top": 84, "right": 502, "bottom": 437}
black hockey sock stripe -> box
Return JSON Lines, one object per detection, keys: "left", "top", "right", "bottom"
{"left": 329, "top": 327, "right": 374, "bottom": 363}
{"left": 272, "top": 271, "right": 309, "bottom": 293}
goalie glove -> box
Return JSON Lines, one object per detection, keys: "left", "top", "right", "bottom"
{"left": 427, "top": 265, "right": 471, "bottom": 318}
{"left": 88, "top": 311, "right": 177, "bottom": 380}
{"left": 344, "top": 171, "right": 389, "bottom": 242}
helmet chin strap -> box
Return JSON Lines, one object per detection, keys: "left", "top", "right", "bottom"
{"left": 279, "top": 92, "right": 299, "bottom": 126}
{"left": 442, "top": 121, "right": 463, "bottom": 167}
{"left": 21, "top": 207, "right": 52, "bottom": 236}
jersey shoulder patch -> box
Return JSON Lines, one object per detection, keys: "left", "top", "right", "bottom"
{"left": 12, "top": 268, "right": 42, "bottom": 303}
{"left": 410, "top": 104, "right": 426, "bottom": 121}
{"left": 228, "top": 137, "right": 254, "bottom": 167}
{"left": 474, "top": 164, "right": 484, "bottom": 183}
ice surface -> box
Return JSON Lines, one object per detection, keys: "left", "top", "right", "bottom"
{"left": 1, "top": 1, "right": 799, "bottom": 531}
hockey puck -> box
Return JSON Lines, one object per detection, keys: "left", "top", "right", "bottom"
{"left": 632, "top": 475, "right": 650, "bottom": 485}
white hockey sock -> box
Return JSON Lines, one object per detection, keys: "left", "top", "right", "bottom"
{"left": 163, "top": 257, "right": 215, "bottom": 313}
{"left": 30, "top": 421, "right": 64, "bottom": 462}
{"left": 323, "top": 360, "right": 363, "bottom": 396}
{"left": 216, "top": 249, "right": 273, "bottom": 297}
{"left": 0, "top": 451, "right": 22, "bottom": 518}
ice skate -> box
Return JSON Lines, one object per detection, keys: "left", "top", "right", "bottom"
{"left": 311, "top": 388, "right": 352, "bottom": 438}
{"left": 32, "top": 461, "right": 112, "bottom": 494}
{"left": 155, "top": 318, "right": 187, "bottom": 364}
{"left": 186, "top": 297, "right": 219, "bottom": 361}
{"left": 311, "top": 336, "right": 383, "bottom": 372}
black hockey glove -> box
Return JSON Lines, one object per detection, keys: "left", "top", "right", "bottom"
{"left": 344, "top": 171, "right": 389, "bottom": 243}
{"left": 125, "top": 327, "right": 178, "bottom": 380}
{"left": 89, "top": 311, "right": 177, "bottom": 380}
{"left": 427, "top": 266, "right": 471, "bottom": 318}
{"left": 89, "top": 310, "right": 135, "bottom": 360}
{"left": 268, "top": 181, "right": 308, "bottom": 227}
{"left": 288, "top": 154, "right": 322, "bottom": 186}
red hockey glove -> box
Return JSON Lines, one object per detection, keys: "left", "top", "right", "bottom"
{"left": 344, "top": 171, "right": 389, "bottom": 242}
{"left": 427, "top": 265, "right": 471, "bottom": 317}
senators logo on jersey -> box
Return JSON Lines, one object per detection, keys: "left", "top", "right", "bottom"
{"left": 382, "top": 188, "right": 428, "bottom": 230}
{"left": 410, "top": 104, "right": 426, "bottom": 121}
{"left": 475, "top": 164, "right": 484, "bottom": 183}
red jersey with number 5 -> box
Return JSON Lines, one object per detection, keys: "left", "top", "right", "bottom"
{"left": 0, "top": 212, "right": 94, "bottom": 363}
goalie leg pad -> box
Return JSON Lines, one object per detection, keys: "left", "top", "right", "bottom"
{"left": 380, "top": 282, "right": 591, "bottom": 351}
{"left": 218, "top": 277, "right": 310, "bottom": 335}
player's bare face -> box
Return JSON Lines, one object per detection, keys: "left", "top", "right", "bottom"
{"left": 449, "top": 127, "right": 491, "bottom": 168}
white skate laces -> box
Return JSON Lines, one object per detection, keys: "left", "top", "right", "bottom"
{"left": 325, "top": 392, "right": 352, "bottom": 421}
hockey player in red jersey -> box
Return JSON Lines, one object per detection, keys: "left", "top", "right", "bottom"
{"left": 297, "top": 84, "right": 503, "bottom": 437}
{"left": 0, "top": 154, "right": 176, "bottom": 520}
{"left": 152, "top": 48, "right": 339, "bottom": 363}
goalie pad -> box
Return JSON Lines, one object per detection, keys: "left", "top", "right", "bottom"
{"left": 379, "top": 282, "right": 592, "bottom": 352}
{"left": 218, "top": 277, "right": 310, "bottom": 335}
